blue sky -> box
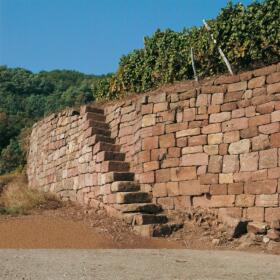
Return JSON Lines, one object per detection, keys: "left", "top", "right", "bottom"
{"left": 0, "top": 0, "right": 253, "bottom": 75}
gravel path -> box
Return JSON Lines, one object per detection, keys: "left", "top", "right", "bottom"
{"left": 0, "top": 249, "right": 279, "bottom": 280}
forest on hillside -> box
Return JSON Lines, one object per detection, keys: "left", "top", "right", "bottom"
{"left": 0, "top": 67, "right": 111, "bottom": 174}
{"left": 0, "top": 0, "right": 279, "bottom": 175}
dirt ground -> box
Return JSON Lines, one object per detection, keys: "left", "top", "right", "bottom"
{"left": 0, "top": 204, "right": 182, "bottom": 249}
{"left": 0, "top": 203, "right": 280, "bottom": 255}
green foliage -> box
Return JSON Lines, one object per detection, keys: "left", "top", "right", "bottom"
{"left": 0, "top": 66, "right": 109, "bottom": 174}
{"left": 0, "top": 139, "right": 25, "bottom": 174}
{"left": 106, "top": 0, "right": 279, "bottom": 97}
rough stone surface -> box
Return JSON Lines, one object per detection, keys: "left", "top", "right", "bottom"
{"left": 28, "top": 63, "right": 280, "bottom": 225}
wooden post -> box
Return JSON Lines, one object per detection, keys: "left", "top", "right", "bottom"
{"left": 191, "top": 47, "right": 198, "bottom": 82}
{"left": 203, "top": 19, "right": 233, "bottom": 75}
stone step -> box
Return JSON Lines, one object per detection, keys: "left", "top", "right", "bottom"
{"left": 102, "top": 161, "right": 130, "bottom": 172}
{"left": 81, "top": 105, "right": 104, "bottom": 115}
{"left": 101, "top": 172, "right": 135, "bottom": 184}
{"left": 87, "top": 120, "right": 109, "bottom": 129}
{"left": 93, "top": 142, "right": 121, "bottom": 154}
{"left": 116, "top": 192, "right": 151, "bottom": 204}
{"left": 85, "top": 112, "right": 106, "bottom": 122}
{"left": 114, "top": 203, "right": 162, "bottom": 214}
{"left": 96, "top": 151, "right": 125, "bottom": 163}
{"left": 88, "top": 134, "right": 115, "bottom": 146}
{"left": 90, "top": 127, "right": 111, "bottom": 137}
{"left": 133, "top": 222, "right": 183, "bottom": 237}
{"left": 111, "top": 181, "right": 140, "bottom": 192}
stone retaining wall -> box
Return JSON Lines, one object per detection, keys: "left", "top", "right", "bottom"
{"left": 28, "top": 63, "right": 280, "bottom": 223}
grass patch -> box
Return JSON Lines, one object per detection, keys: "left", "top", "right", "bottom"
{"left": 0, "top": 173, "right": 62, "bottom": 215}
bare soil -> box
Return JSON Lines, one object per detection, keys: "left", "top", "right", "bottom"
{"left": 0, "top": 203, "right": 181, "bottom": 249}
{"left": 0, "top": 203, "right": 280, "bottom": 255}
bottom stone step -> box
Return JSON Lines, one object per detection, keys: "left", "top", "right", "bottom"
{"left": 133, "top": 222, "right": 183, "bottom": 237}
{"left": 133, "top": 214, "right": 168, "bottom": 225}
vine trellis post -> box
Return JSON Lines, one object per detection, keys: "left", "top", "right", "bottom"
{"left": 203, "top": 19, "right": 234, "bottom": 76}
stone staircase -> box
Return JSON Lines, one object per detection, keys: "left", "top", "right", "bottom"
{"left": 83, "top": 105, "right": 175, "bottom": 237}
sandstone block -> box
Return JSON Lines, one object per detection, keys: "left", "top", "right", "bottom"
{"left": 256, "top": 102, "right": 275, "bottom": 114}
{"left": 208, "top": 155, "right": 223, "bottom": 173}
{"left": 251, "top": 134, "right": 270, "bottom": 151}
{"left": 153, "top": 183, "right": 167, "bottom": 197}
{"left": 182, "top": 145, "right": 203, "bottom": 154}
{"left": 142, "top": 136, "right": 158, "bottom": 150}
{"left": 143, "top": 161, "right": 160, "bottom": 172}
{"left": 258, "top": 123, "right": 279, "bottom": 134}
{"left": 259, "top": 148, "right": 277, "bottom": 169}
{"left": 228, "top": 183, "right": 244, "bottom": 194}
{"left": 228, "top": 139, "right": 250, "bottom": 154}
{"left": 223, "top": 155, "right": 239, "bottom": 173}
{"left": 271, "top": 110, "right": 280, "bottom": 122}
{"left": 174, "top": 196, "right": 192, "bottom": 210}
{"left": 271, "top": 133, "right": 280, "bottom": 148}
{"left": 265, "top": 208, "right": 280, "bottom": 222}
{"left": 183, "top": 108, "right": 196, "bottom": 121}
{"left": 268, "top": 167, "right": 280, "bottom": 179}
{"left": 157, "top": 197, "right": 174, "bottom": 210}
{"left": 267, "top": 72, "right": 280, "bottom": 84}
{"left": 201, "top": 123, "right": 221, "bottom": 134}
{"left": 176, "top": 127, "right": 200, "bottom": 138}
{"left": 248, "top": 76, "right": 265, "bottom": 89}
{"left": 224, "top": 131, "right": 240, "bottom": 143}
{"left": 159, "top": 133, "right": 175, "bottom": 148}
{"left": 235, "top": 194, "right": 255, "bottom": 207}
{"left": 210, "top": 195, "right": 235, "bottom": 207}
{"left": 255, "top": 194, "right": 279, "bottom": 207}
{"left": 219, "top": 143, "right": 228, "bottom": 155}
{"left": 155, "top": 169, "right": 171, "bottom": 183}
{"left": 188, "top": 135, "right": 207, "bottom": 146}
{"left": 170, "top": 166, "right": 197, "bottom": 181}
{"left": 139, "top": 172, "right": 154, "bottom": 184}
{"left": 222, "top": 118, "right": 248, "bottom": 132}
{"left": 208, "top": 133, "right": 223, "bottom": 144}
{"left": 200, "top": 174, "right": 219, "bottom": 184}
{"left": 245, "top": 180, "right": 277, "bottom": 194}
{"left": 240, "top": 152, "right": 258, "bottom": 172}
{"left": 267, "top": 82, "right": 280, "bottom": 94}
{"left": 248, "top": 114, "right": 270, "bottom": 127}
{"left": 246, "top": 207, "right": 264, "bottom": 222}
{"left": 153, "top": 102, "right": 168, "bottom": 113}
{"left": 210, "top": 184, "right": 227, "bottom": 195}
{"left": 179, "top": 180, "right": 202, "bottom": 195}
{"left": 196, "top": 94, "right": 209, "bottom": 106}
{"left": 232, "top": 108, "right": 245, "bottom": 118}
{"left": 240, "top": 127, "right": 258, "bottom": 139}
{"left": 166, "top": 182, "right": 180, "bottom": 196}
{"left": 204, "top": 145, "right": 219, "bottom": 155}
{"left": 142, "top": 114, "right": 156, "bottom": 127}
{"left": 219, "top": 173, "right": 233, "bottom": 183}
{"left": 209, "top": 112, "right": 231, "bottom": 123}
{"left": 181, "top": 153, "right": 208, "bottom": 166}
{"left": 212, "top": 92, "right": 224, "bottom": 105}
{"left": 228, "top": 81, "right": 247, "bottom": 92}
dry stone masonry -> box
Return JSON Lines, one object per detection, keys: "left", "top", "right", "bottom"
{"left": 28, "top": 63, "right": 280, "bottom": 233}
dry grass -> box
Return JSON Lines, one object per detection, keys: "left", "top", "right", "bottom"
{"left": 0, "top": 173, "right": 62, "bottom": 215}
